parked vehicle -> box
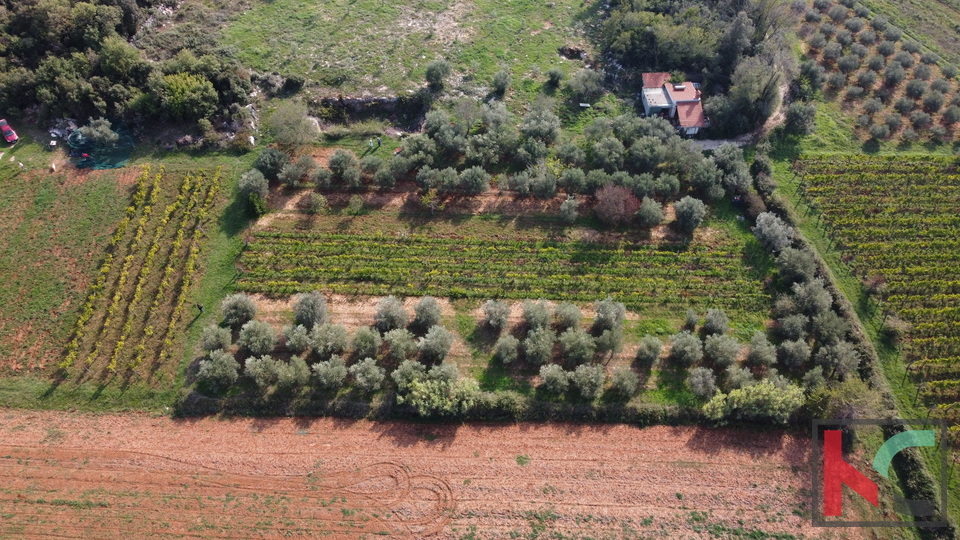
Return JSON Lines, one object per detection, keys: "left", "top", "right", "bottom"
{"left": 0, "top": 119, "right": 18, "bottom": 143}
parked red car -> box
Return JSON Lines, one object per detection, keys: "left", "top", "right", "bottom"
{"left": 0, "top": 119, "right": 18, "bottom": 143}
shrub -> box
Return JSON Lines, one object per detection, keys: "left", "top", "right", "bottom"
{"left": 425, "top": 60, "right": 452, "bottom": 89}
{"left": 313, "top": 355, "right": 348, "bottom": 389}
{"left": 724, "top": 365, "right": 755, "bottom": 392}
{"left": 307, "top": 193, "right": 328, "bottom": 214}
{"left": 910, "top": 110, "right": 932, "bottom": 127}
{"left": 374, "top": 296, "right": 408, "bottom": 333}
{"left": 351, "top": 327, "right": 382, "bottom": 358}
{"left": 823, "top": 43, "right": 843, "bottom": 61}
{"left": 483, "top": 300, "right": 510, "bottom": 330}
{"left": 857, "top": 71, "right": 877, "bottom": 88}
{"left": 753, "top": 212, "right": 795, "bottom": 253}
{"left": 844, "top": 17, "right": 865, "bottom": 32}
{"left": 905, "top": 79, "right": 927, "bottom": 98}
{"left": 594, "top": 185, "right": 640, "bottom": 227}
{"left": 703, "top": 308, "right": 730, "bottom": 336}
{"left": 838, "top": 54, "right": 860, "bottom": 74}
{"left": 793, "top": 278, "right": 833, "bottom": 316}
{"left": 863, "top": 97, "right": 883, "bottom": 114}
{"left": 198, "top": 349, "right": 240, "bottom": 392}
{"left": 283, "top": 324, "right": 311, "bottom": 353}
{"left": 238, "top": 320, "right": 276, "bottom": 356}
{"left": 546, "top": 67, "right": 564, "bottom": 87}
{"left": 524, "top": 326, "right": 556, "bottom": 364}
{"left": 869, "top": 124, "right": 890, "bottom": 139}
{"left": 554, "top": 302, "right": 582, "bottom": 332}
{"left": 776, "top": 247, "right": 817, "bottom": 284}
{"left": 311, "top": 323, "right": 349, "bottom": 360}
{"left": 245, "top": 355, "right": 278, "bottom": 390}
{"left": 292, "top": 290, "right": 328, "bottom": 329}
{"left": 413, "top": 296, "right": 443, "bottom": 331}
{"left": 239, "top": 169, "right": 269, "bottom": 199}
{"left": 522, "top": 299, "right": 552, "bottom": 331}
{"left": 635, "top": 335, "right": 663, "bottom": 368}
{"left": 567, "top": 68, "right": 604, "bottom": 101}
{"left": 943, "top": 105, "right": 960, "bottom": 124}
{"left": 369, "top": 328, "right": 412, "bottom": 363}
{"left": 867, "top": 55, "right": 885, "bottom": 71}
{"left": 703, "top": 380, "right": 804, "bottom": 424}
{"left": 802, "top": 366, "right": 826, "bottom": 391}
{"left": 494, "top": 334, "right": 520, "bottom": 364}
{"left": 569, "top": 364, "right": 605, "bottom": 401}
{"left": 253, "top": 148, "right": 290, "bottom": 181}
{"left": 222, "top": 293, "right": 257, "bottom": 328}
{"left": 349, "top": 357, "right": 386, "bottom": 392}
{"left": 778, "top": 340, "right": 811, "bottom": 370}
{"left": 201, "top": 325, "right": 232, "bottom": 352}
{"left": 492, "top": 69, "right": 511, "bottom": 94}
{"left": 687, "top": 367, "right": 717, "bottom": 399}
{"left": 539, "top": 364, "right": 570, "bottom": 394}
{"left": 881, "top": 315, "right": 911, "bottom": 344}
{"left": 814, "top": 341, "right": 861, "bottom": 379}
{"left": 922, "top": 91, "right": 944, "bottom": 112}
{"left": 275, "top": 356, "right": 311, "bottom": 389}
{"left": 635, "top": 197, "right": 664, "bottom": 228}
{"left": 602, "top": 363, "right": 634, "bottom": 396}
{"left": 391, "top": 359, "right": 428, "bottom": 392}
{"left": 560, "top": 195, "right": 579, "bottom": 223}
{"left": 704, "top": 334, "right": 741, "bottom": 368}
{"left": 884, "top": 64, "right": 906, "bottom": 86}
{"left": 827, "top": 5, "right": 847, "bottom": 22}
{"left": 746, "top": 332, "right": 777, "bottom": 368}
{"left": 670, "top": 331, "right": 703, "bottom": 368}
{"left": 418, "top": 325, "right": 454, "bottom": 362}
{"left": 930, "top": 78, "right": 952, "bottom": 93}
{"left": 673, "top": 196, "right": 706, "bottom": 232}
{"left": 558, "top": 327, "right": 596, "bottom": 365}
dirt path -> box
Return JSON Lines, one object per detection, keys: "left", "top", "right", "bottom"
{"left": 0, "top": 409, "right": 859, "bottom": 539}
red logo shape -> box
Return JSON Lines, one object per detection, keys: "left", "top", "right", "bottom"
{"left": 823, "top": 430, "right": 879, "bottom": 516}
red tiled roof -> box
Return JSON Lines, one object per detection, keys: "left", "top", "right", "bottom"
{"left": 677, "top": 101, "right": 706, "bottom": 128}
{"left": 642, "top": 72, "right": 671, "bottom": 89}
{"left": 665, "top": 82, "right": 700, "bottom": 102}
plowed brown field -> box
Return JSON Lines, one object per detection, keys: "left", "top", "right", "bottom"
{"left": 0, "top": 410, "right": 856, "bottom": 539}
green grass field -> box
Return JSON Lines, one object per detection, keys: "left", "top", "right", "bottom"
{"left": 222, "top": 0, "right": 594, "bottom": 98}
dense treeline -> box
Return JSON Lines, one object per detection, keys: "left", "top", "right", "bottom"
{"left": 600, "top": 0, "right": 799, "bottom": 136}
{"left": 0, "top": 0, "right": 249, "bottom": 122}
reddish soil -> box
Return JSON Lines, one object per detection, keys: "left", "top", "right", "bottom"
{"left": 0, "top": 409, "right": 856, "bottom": 539}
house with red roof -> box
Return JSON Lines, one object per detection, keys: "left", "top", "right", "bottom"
{"left": 639, "top": 74, "right": 708, "bottom": 136}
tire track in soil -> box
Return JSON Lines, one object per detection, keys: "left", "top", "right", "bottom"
{"left": 0, "top": 446, "right": 452, "bottom": 539}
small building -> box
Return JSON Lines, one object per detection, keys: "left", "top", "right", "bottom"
{"left": 639, "top": 74, "right": 707, "bottom": 136}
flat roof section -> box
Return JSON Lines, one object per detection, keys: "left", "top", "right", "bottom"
{"left": 665, "top": 82, "right": 700, "bottom": 102}
{"left": 642, "top": 72, "right": 671, "bottom": 89}
{"left": 642, "top": 87, "right": 670, "bottom": 108}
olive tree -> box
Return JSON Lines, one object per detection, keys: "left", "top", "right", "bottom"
{"left": 746, "top": 332, "right": 777, "bottom": 368}
{"left": 198, "top": 349, "right": 240, "bottom": 392}
{"left": 553, "top": 302, "right": 582, "bottom": 332}
{"left": 560, "top": 195, "right": 580, "bottom": 223}
{"left": 635, "top": 335, "right": 663, "bottom": 368}
{"left": 494, "top": 334, "right": 520, "bottom": 364}
{"left": 558, "top": 327, "right": 596, "bottom": 365}
{"left": 670, "top": 331, "right": 703, "bottom": 368}
{"left": 374, "top": 296, "right": 409, "bottom": 333}
{"left": 522, "top": 299, "right": 552, "bottom": 331}
{"left": 815, "top": 341, "right": 860, "bottom": 379}
{"left": 238, "top": 320, "right": 277, "bottom": 356}
{"left": 201, "top": 324, "right": 231, "bottom": 352}
{"left": 383, "top": 328, "right": 417, "bottom": 362}
{"left": 776, "top": 247, "right": 816, "bottom": 284}
{"left": 687, "top": 367, "right": 717, "bottom": 398}
{"left": 282, "top": 324, "right": 311, "bottom": 354}
{"left": 293, "top": 290, "right": 328, "bottom": 329}
{"left": 311, "top": 323, "right": 349, "bottom": 360}
{"left": 610, "top": 367, "right": 639, "bottom": 398}
{"left": 523, "top": 326, "right": 556, "bottom": 364}
{"left": 313, "top": 355, "right": 348, "bottom": 389}
{"left": 569, "top": 364, "right": 605, "bottom": 400}
{"left": 351, "top": 327, "right": 382, "bottom": 358}
{"left": 349, "top": 357, "right": 386, "bottom": 392}
{"left": 673, "top": 196, "right": 706, "bottom": 232}
{"left": 704, "top": 334, "right": 741, "bottom": 368}
{"left": 753, "top": 212, "right": 794, "bottom": 253}
{"left": 425, "top": 60, "right": 452, "bottom": 89}
{"left": 635, "top": 197, "right": 664, "bottom": 228}
{"left": 418, "top": 325, "right": 455, "bottom": 363}
{"left": 275, "top": 356, "right": 311, "bottom": 389}
{"left": 592, "top": 297, "right": 626, "bottom": 334}
{"left": 483, "top": 300, "right": 510, "bottom": 331}
{"left": 413, "top": 296, "right": 443, "bottom": 331}
{"left": 703, "top": 308, "right": 730, "bottom": 336}
{"left": 239, "top": 169, "right": 269, "bottom": 199}
{"left": 222, "top": 293, "right": 257, "bottom": 328}
{"left": 778, "top": 339, "right": 811, "bottom": 370}
{"left": 539, "top": 364, "right": 569, "bottom": 394}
